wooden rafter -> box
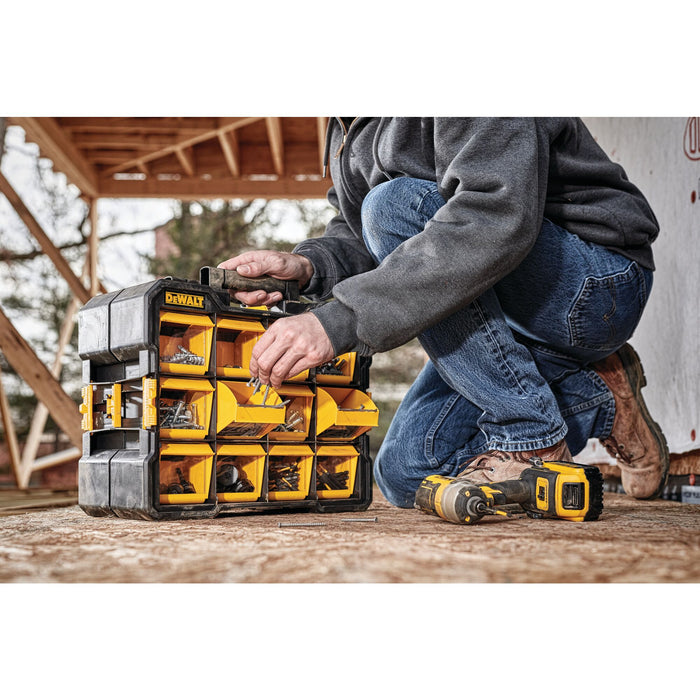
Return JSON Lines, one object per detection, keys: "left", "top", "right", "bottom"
{"left": 175, "top": 147, "right": 195, "bottom": 177}
{"left": 10, "top": 117, "right": 331, "bottom": 199}
{"left": 0, "top": 305, "right": 82, "bottom": 449}
{"left": 265, "top": 117, "right": 285, "bottom": 176}
{"left": 14, "top": 117, "right": 100, "bottom": 198}
{"left": 0, "top": 171, "right": 92, "bottom": 305}
{"left": 218, "top": 130, "right": 241, "bottom": 178}
{"left": 102, "top": 117, "right": 264, "bottom": 177}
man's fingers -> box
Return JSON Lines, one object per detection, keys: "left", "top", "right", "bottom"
{"left": 248, "top": 313, "right": 335, "bottom": 387}
{"left": 233, "top": 261, "right": 265, "bottom": 277}
{"left": 218, "top": 251, "right": 312, "bottom": 287}
{"left": 250, "top": 329, "right": 294, "bottom": 387}
{"left": 234, "top": 290, "right": 283, "bottom": 306}
{"left": 217, "top": 251, "right": 265, "bottom": 272}
{"left": 261, "top": 348, "right": 307, "bottom": 388}
{"left": 218, "top": 251, "right": 288, "bottom": 279}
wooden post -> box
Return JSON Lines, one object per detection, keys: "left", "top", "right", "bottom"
{"left": 0, "top": 365, "right": 22, "bottom": 487}
{"left": 88, "top": 198, "right": 100, "bottom": 297}
{"left": 0, "top": 305, "right": 82, "bottom": 451}
{"left": 0, "top": 170, "right": 92, "bottom": 304}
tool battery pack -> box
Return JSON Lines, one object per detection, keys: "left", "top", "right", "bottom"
{"left": 77, "top": 273, "right": 375, "bottom": 520}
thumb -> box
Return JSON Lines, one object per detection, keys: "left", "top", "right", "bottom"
{"left": 235, "top": 260, "right": 267, "bottom": 277}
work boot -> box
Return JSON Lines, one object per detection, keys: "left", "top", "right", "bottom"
{"left": 456, "top": 438, "right": 572, "bottom": 484}
{"left": 592, "top": 343, "right": 669, "bottom": 499}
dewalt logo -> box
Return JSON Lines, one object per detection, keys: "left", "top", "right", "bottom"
{"left": 165, "top": 291, "right": 205, "bottom": 309}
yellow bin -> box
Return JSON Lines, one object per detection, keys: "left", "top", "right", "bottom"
{"left": 158, "top": 377, "right": 214, "bottom": 440}
{"left": 215, "top": 317, "right": 264, "bottom": 379}
{"left": 315, "top": 352, "right": 357, "bottom": 386}
{"left": 267, "top": 444, "right": 314, "bottom": 501}
{"left": 159, "top": 311, "right": 213, "bottom": 376}
{"left": 159, "top": 442, "right": 213, "bottom": 505}
{"left": 216, "top": 444, "right": 266, "bottom": 503}
{"left": 316, "top": 445, "right": 359, "bottom": 499}
{"left": 216, "top": 380, "right": 285, "bottom": 439}
{"left": 316, "top": 387, "right": 379, "bottom": 441}
{"left": 268, "top": 385, "right": 314, "bottom": 442}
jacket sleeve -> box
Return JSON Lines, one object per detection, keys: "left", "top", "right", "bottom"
{"left": 315, "top": 118, "right": 551, "bottom": 356}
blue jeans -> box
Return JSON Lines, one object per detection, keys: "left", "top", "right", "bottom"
{"left": 366, "top": 178, "right": 653, "bottom": 507}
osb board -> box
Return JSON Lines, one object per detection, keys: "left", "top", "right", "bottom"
{"left": 0, "top": 492, "right": 698, "bottom": 583}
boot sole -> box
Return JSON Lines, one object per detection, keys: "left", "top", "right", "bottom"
{"left": 618, "top": 344, "right": 670, "bottom": 499}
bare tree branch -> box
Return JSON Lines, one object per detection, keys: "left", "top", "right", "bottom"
{"left": 0, "top": 224, "right": 169, "bottom": 263}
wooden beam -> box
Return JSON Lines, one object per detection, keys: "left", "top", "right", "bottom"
{"left": 102, "top": 117, "right": 264, "bottom": 177}
{"left": 88, "top": 199, "right": 99, "bottom": 297}
{"left": 175, "top": 147, "right": 195, "bottom": 177}
{"left": 54, "top": 117, "right": 219, "bottom": 132}
{"left": 265, "top": 117, "right": 285, "bottom": 176}
{"left": 218, "top": 130, "right": 240, "bottom": 177}
{"left": 0, "top": 171, "right": 92, "bottom": 305}
{"left": 317, "top": 117, "right": 328, "bottom": 175}
{"left": 0, "top": 305, "right": 82, "bottom": 449}
{"left": 70, "top": 132, "right": 192, "bottom": 149}
{"left": 31, "top": 447, "right": 81, "bottom": 472}
{"left": 13, "top": 118, "right": 99, "bottom": 198}
{"left": 98, "top": 175, "right": 330, "bottom": 200}
{"left": 0, "top": 365, "right": 22, "bottom": 487}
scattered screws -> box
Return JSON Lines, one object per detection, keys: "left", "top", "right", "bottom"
{"left": 341, "top": 517, "right": 378, "bottom": 522}
{"left": 278, "top": 522, "right": 327, "bottom": 528}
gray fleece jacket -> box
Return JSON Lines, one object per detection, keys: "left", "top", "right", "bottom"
{"left": 293, "top": 118, "right": 659, "bottom": 356}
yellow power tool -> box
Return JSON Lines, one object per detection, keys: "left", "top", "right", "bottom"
{"left": 414, "top": 459, "right": 604, "bottom": 525}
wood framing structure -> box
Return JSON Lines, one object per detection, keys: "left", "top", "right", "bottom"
{"left": 8, "top": 117, "right": 330, "bottom": 199}
{"left": 0, "top": 117, "right": 331, "bottom": 487}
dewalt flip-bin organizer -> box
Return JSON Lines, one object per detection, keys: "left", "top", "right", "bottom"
{"left": 77, "top": 269, "right": 376, "bottom": 520}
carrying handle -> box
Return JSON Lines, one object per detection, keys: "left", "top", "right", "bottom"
{"left": 200, "top": 266, "right": 300, "bottom": 301}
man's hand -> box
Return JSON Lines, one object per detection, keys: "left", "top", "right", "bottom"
{"left": 218, "top": 250, "right": 313, "bottom": 307}
{"left": 250, "top": 312, "right": 335, "bottom": 388}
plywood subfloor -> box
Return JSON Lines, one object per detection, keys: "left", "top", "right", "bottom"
{"left": 0, "top": 490, "right": 698, "bottom": 583}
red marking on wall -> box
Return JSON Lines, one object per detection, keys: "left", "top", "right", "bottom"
{"left": 692, "top": 429, "right": 697, "bottom": 441}
{"left": 693, "top": 191, "right": 697, "bottom": 204}
{"left": 684, "top": 118, "right": 700, "bottom": 161}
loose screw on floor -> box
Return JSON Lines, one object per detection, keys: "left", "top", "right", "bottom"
{"left": 340, "top": 517, "right": 378, "bottom": 522}
{"left": 277, "top": 522, "right": 327, "bottom": 528}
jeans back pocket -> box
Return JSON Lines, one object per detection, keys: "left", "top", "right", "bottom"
{"left": 568, "top": 262, "right": 651, "bottom": 353}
